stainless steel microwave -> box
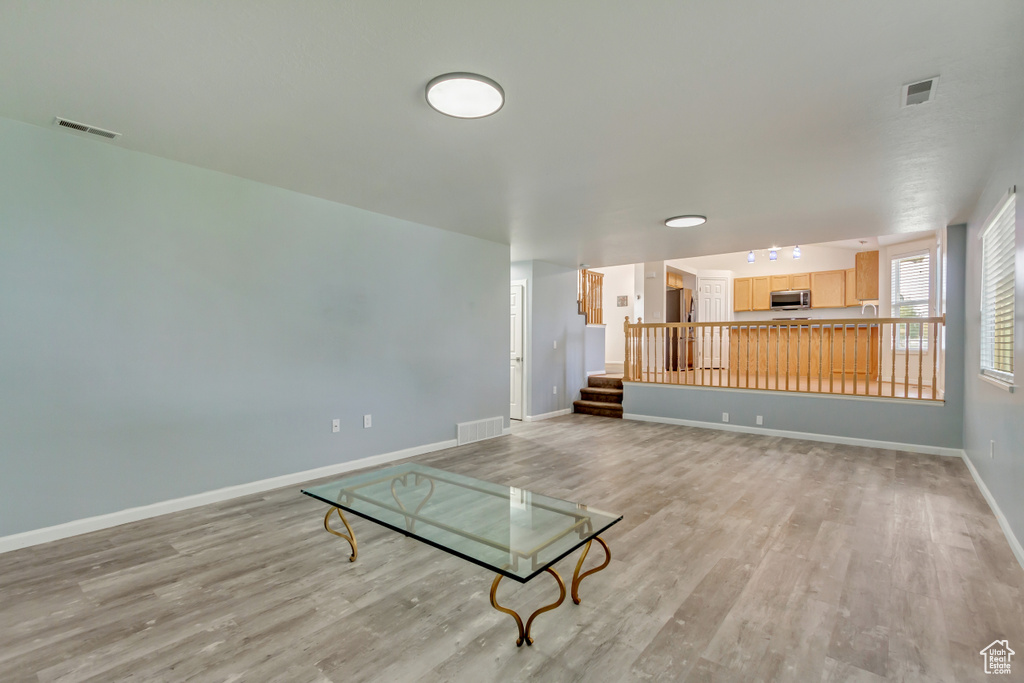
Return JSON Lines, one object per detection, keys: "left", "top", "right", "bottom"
{"left": 770, "top": 290, "right": 811, "bottom": 310}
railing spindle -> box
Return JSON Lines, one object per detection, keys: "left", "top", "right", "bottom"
{"left": 840, "top": 326, "right": 847, "bottom": 395}
{"left": 786, "top": 325, "right": 794, "bottom": 389}
{"left": 921, "top": 325, "right": 929, "bottom": 401}
{"left": 828, "top": 325, "right": 834, "bottom": 393}
{"left": 755, "top": 325, "right": 761, "bottom": 389}
{"left": 695, "top": 325, "right": 702, "bottom": 387}
{"left": 876, "top": 324, "right": 882, "bottom": 396}
{"left": 717, "top": 325, "right": 722, "bottom": 387}
{"left": 817, "top": 325, "right": 823, "bottom": 393}
{"left": 890, "top": 323, "right": 896, "bottom": 397}
{"left": 931, "top": 322, "right": 938, "bottom": 400}
{"left": 853, "top": 325, "right": 859, "bottom": 395}
{"left": 796, "top": 326, "right": 802, "bottom": 392}
{"left": 905, "top": 323, "right": 913, "bottom": 397}
{"left": 775, "top": 324, "right": 780, "bottom": 391}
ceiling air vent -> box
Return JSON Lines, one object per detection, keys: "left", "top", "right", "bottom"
{"left": 54, "top": 117, "right": 121, "bottom": 140}
{"left": 902, "top": 77, "right": 938, "bottom": 107}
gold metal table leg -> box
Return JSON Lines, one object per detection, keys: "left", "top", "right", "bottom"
{"left": 489, "top": 568, "right": 566, "bottom": 646}
{"left": 324, "top": 507, "right": 358, "bottom": 561}
{"left": 571, "top": 536, "right": 610, "bottom": 605}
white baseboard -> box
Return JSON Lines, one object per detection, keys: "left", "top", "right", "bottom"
{"left": 524, "top": 408, "right": 571, "bottom": 422}
{"left": 0, "top": 438, "right": 458, "bottom": 555}
{"left": 586, "top": 370, "right": 605, "bottom": 376}
{"left": 622, "top": 413, "right": 964, "bottom": 457}
{"left": 960, "top": 451, "right": 1024, "bottom": 571}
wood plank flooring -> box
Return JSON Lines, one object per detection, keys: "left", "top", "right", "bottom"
{"left": 1, "top": 415, "right": 1021, "bottom": 682}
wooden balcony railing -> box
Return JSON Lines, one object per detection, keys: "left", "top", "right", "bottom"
{"left": 578, "top": 269, "right": 603, "bottom": 325}
{"left": 623, "top": 317, "right": 945, "bottom": 400}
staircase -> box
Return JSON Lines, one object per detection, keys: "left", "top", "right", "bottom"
{"left": 573, "top": 375, "right": 623, "bottom": 418}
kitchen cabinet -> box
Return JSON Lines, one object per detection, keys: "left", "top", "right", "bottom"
{"left": 845, "top": 269, "right": 858, "bottom": 307}
{"left": 791, "top": 273, "right": 810, "bottom": 290}
{"left": 752, "top": 277, "right": 771, "bottom": 310}
{"left": 855, "top": 250, "right": 879, "bottom": 300}
{"left": 810, "top": 270, "right": 846, "bottom": 308}
{"left": 770, "top": 275, "right": 790, "bottom": 291}
{"left": 666, "top": 271, "right": 684, "bottom": 289}
{"left": 734, "top": 277, "right": 752, "bottom": 312}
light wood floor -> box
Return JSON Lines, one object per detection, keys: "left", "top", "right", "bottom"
{"left": 1, "top": 416, "right": 1021, "bottom": 682}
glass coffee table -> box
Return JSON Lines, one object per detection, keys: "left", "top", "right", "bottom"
{"left": 302, "top": 463, "right": 622, "bottom": 646}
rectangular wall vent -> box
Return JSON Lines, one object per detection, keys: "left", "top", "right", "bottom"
{"left": 902, "top": 77, "right": 938, "bottom": 107}
{"left": 55, "top": 117, "right": 121, "bottom": 140}
{"left": 457, "top": 417, "right": 504, "bottom": 446}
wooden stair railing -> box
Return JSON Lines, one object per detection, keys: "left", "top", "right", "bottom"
{"left": 623, "top": 316, "right": 945, "bottom": 400}
{"left": 578, "top": 269, "right": 604, "bottom": 325}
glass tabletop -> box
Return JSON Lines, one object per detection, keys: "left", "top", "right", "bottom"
{"left": 302, "top": 463, "right": 622, "bottom": 583}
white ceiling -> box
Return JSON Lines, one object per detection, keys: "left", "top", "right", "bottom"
{"left": 2, "top": 2, "right": 1022, "bottom": 268}
{"left": 665, "top": 229, "right": 937, "bottom": 274}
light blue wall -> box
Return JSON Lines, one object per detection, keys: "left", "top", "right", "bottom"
{"left": 510, "top": 260, "right": 593, "bottom": 417}
{"left": 962, "top": 123, "right": 1024, "bottom": 550}
{"left": 584, "top": 325, "right": 605, "bottom": 375}
{"left": 0, "top": 117, "right": 509, "bottom": 537}
{"left": 624, "top": 225, "right": 966, "bottom": 451}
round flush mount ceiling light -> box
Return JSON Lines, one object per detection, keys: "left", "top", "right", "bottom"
{"left": 664, "top": 215, "right": 707, "bottom": 228}
{"left": 425, "top": 73, "right": 504, "bottom": 118}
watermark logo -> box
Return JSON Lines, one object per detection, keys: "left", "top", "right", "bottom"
{"left": 980, "top": 640, "right": 1014, "bottom": 675}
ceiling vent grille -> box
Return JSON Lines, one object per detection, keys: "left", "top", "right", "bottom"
{"left": 54, "top": 117, "right": 121, "bottom": 140}
{"left": 902, "top": 77, "right": 938, "bottom": 107}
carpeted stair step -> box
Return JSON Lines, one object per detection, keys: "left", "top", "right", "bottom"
{"left": 587, "top": 375, "right": 624, "bottom": 390}
{"left": 580, "top": 387, "right": 623, "bottom": 403}
{"left": 573, "top": 400, "right": 624, "bottom": 418}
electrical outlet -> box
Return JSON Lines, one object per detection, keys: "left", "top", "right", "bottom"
{"left": 363, "top": 414, "right": 372, "bottom": 429}
{"left": 722, "top": 412, "right": 729, "bottom": 423}
{"left": 990, "top": 440, "right": 995, "bottom": 459}
{"left": 332, "top": 419, "right": 340, "bottom": 433}
{"left": 756, "top": 415, "right": 763, "bottom": 426}
{"left": 553, "top": 385, "right": 558, "bottom": 395}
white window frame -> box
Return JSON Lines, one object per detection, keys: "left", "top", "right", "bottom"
{"left": 979, "top": 188, "right": 1016, "bottom": 389}
{"left": 890, "top": 248, "right": 932, "bottom": 352}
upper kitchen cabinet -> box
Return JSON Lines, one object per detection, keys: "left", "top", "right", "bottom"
{"left": 845, "top": 269, "right": 858, "bottom": 307}
{"left": 734, "top": 277, "right": 753, "bottom": 311}
{"left": 791, "top": 273, "right": 811, "bottom": 290}
{"left": 810, "top": 270, "right": 846, "bottom": 308}
{"left": 752, "top": 277, "right": 771, "bottom": 311}
{"left": 770, "top": 275, "right": 791, "bottom": 292}
{"left": 855, "top": 251, "right": 879, "bottom": 300}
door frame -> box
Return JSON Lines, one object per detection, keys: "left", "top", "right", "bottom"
{"left": 511, "top": 279, "right": 528, "bottom": 421}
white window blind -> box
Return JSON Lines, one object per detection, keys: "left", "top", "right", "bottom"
{"left": 981, "top": 191, "right": 1015, "bottom": 382}
{"left": 891, "top": 251, "right": 931, "bottom": 351}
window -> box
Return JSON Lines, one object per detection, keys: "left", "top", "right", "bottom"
{"left": 891, "top": 250, "right": 931, "bottom": 350}
{"left": 981, "top": 191, "right": 1016, "bottom": 383}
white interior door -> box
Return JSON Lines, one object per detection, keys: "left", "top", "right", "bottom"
{"left": 698, "top": 278, "right": 728, "bottom": 368}
{"left": 510, "top": 283, "right": 524, "bottom": 420}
